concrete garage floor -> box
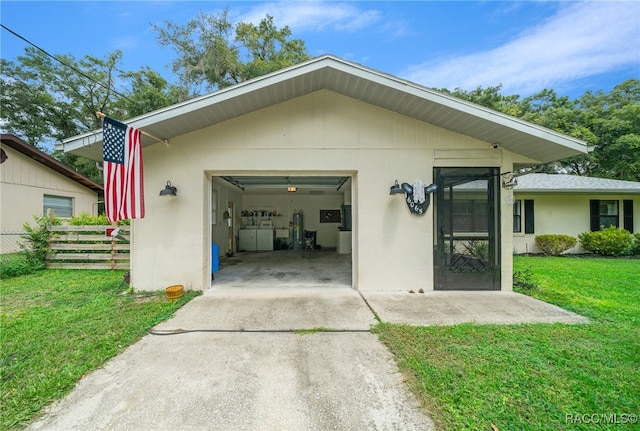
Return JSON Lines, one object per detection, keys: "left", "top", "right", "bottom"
{"left": 27, "top": 250, "right": 587, "bottom": 431}
{"left": 212, "top": 249, "right": 352, "bottom": 288}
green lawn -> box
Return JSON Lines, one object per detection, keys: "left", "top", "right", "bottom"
{"left": 0, "top": 270, "right": 199, "bottom": 430}
{"left": 2, "top": 259, "right": 638, "bottom": 431}
{"left": 375, "top": 257, "right": 640, "bottom": 431}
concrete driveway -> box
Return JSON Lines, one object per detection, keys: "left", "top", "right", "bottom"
{"left": 27, "top": 286, "right": 586, "bottom": 431}
{"left": 27, "top": 287, "right": 433, "bottom": 431}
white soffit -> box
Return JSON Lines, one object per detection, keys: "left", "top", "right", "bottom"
{"left": 61, "top": 55, "right": 588, "bottom": 163}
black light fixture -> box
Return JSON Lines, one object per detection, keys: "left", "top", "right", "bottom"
{"left": 501, "top": 172, "right": 518, "bottom": 189}
{"left": 159, "top": 180, "right": 177, "bottom": 197}
{"left": 389, "top": 180, "right": 405, "bottom": 195}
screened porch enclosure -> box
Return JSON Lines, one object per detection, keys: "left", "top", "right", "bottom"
{"left": 434, "top": 167, "right": 501, "bottom": 290}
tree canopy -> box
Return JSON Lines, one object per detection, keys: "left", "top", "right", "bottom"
{"left": 153, "top": 9, "right": 309, "bottom": 94}
{"left": 439, "top": 80, "right": 640, "bottom": 181}
{"left": 1, "top": 49, "right": 185, "bottom": 182}
{"left": 1, "top": 10, "right": 638, "bottom": 183}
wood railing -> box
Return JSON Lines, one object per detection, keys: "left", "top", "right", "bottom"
{"left": 46, "top": 225, "right": 130, "bottom": 270}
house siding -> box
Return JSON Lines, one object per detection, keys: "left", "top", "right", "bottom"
{"left": 0, "top": 143, "right": 99, "bottom": 252}
{"left": 512, "top": 193, "right": 640, "bottom": 254}
{"left": 131, "top": 90, "right": 514, "bottom": 292}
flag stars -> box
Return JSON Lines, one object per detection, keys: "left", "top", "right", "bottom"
{"left": 103, "top": 122, "right": 125, "bottom": 164}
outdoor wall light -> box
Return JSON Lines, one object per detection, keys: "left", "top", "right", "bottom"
{"left": 389, "top": 180, "right": 404, "bottom": 195}
{"left": 159, "top": 180, "right": 178, "bottom": 197}
{"left": 389, "top": 180, "right": 413, "bottom": 195}
{"left": 501, "top": 172, "right": 518, "bottom": 190}
{"left": 389, "top": 179, "right": 437, "bottom": 216}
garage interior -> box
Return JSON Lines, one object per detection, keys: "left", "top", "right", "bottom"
{"left": 211, "top": 175, "right": 353, "bottom": 288}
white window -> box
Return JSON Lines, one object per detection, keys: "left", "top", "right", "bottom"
{"left": 43, "top": 195, "right": 73, "bottom": 218}
{"left": 513, "top": 200, "right": 522, "bottom": 233}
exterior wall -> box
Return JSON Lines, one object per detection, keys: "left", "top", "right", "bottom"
{"left": 131, "top": 90, "right": 514, "bottom": 292}
{"left": 512, "top": 193, "right": 640, "bottom": 254}
{"left": 0, "top": 144, "right": 99, "bottom": 253}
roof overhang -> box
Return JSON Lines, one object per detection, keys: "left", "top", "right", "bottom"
{"left": 1, "top": 133, "right": 103, "bottom": 193}
{"left": 60, "top": 55, "right": 588, "bottom": 164}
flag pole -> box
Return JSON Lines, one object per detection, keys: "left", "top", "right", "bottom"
{"left": 96, "top": 112, "right": 169, "bottom": 146}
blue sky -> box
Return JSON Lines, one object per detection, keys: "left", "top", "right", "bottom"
{"left": 1, "top": 1, "right": 639, "bottom": 99}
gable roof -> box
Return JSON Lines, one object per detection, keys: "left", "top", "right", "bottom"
{"left": 1, "top": 134, "right": 103, "bottom": 193}
{"left": 515, "top": 173, "right": 640, "bottom": 194}
{"left": 60, "top": 55, "right": 588, "bottom": 164}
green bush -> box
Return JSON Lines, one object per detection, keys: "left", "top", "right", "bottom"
{"left": 578, "top": 226, "right": 634, "bottom": 256}
{"left": 628, "top": 233, "right": 640, "bottom": 256}
{"left": 513, "top": 267, "right": 538, "bottom": 290}
{"left": 68, "top": 212, "right": 130, "bottom": 226}
{"left": 20, "top": 215, "right": 60, "bottom": 271}
{"left": 0, "top": 253, "right": 34, "bottom": 279}
{"left": 69, "top": 212, "right": 109, "bottom": 226}
{"left": 534, "top": 234, "right": 577, "bottom": 256}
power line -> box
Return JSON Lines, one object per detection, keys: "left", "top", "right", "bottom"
{"left": 1, "top": 23, "right": 137, "bottom": 106}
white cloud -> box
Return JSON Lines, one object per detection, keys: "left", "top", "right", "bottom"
{"left": 401, "top": 2, "right": 640, "bottom": 96}
{"left": 236, "top": 1, "right": 381, "bottom": 33}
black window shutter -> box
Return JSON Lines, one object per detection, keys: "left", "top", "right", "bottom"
{"left": 590, "top": 200, "right": 600, "bottom": 231}
{"left": 623, "top": 200, "right": 634, "bottom": 233}
{"left": 524, "top": 199, "right": 535, "bottom": 234}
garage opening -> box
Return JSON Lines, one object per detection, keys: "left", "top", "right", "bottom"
{"left": 210, "top": 175, "right": 353, "bottom": 288}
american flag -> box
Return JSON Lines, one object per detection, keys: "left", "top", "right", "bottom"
{"left": 102, "top": 116, "right": 145, "bottom": 222}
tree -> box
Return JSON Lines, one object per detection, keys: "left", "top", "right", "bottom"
{"left": 438, "top": 83, "right": 640, "bottom": 181}
{"left": 577, "top": 79, "right": 640, "bottom": 181}
{"left": 1, "top": 48, "right": 122, "bottom": 148}
{"left": 519, "top": 89, "right": 598, "bottom": 176}
{"left": 154, "top": 9, "right": 309, "bottom": 94}
{"left": 116, "top": 67, "right": 189, "bottom": 117}
{"left": 439, "top": 84, "right": 523, "bottom": 117}
{"left": 1, "top": 48, "right": 186, "bottom": 182}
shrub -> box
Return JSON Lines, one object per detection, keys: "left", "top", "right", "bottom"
{"left": 534, "top": 234, "right": 577, "bottom": 256}
{"left": 628, "top": 233, "right": 640, "bottom": 256}
{"left": 69, "top": 212, "right": 130, "bottom": 226}
{"left": 513, "top": 267, "right": 538, "bottom": 290}
{"left": 69, "top": 212, "right": 109, "bottom": 226}
{"left": 20, "top": 214, "right": 60, "bottom": 271}
{"left": 0, "top": 253, "right": 33, "bottom": 279}
{"left": 578, "top": 226, "right": 634, "bottom": 256}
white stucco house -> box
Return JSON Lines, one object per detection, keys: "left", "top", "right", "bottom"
{"left": 59, "top": 55, "right": 589, "bottom": 292}
{"left": 0, "top": 134, "right": 103, "bottom": 253}
{"left": 512, "top": 173, "right": 640, "bottom": 254}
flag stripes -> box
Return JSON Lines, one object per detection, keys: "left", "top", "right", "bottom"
{"left": 103, "top": 116, "right": 145, "bottom": 222}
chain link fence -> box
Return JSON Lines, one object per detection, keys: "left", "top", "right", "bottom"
{"left": 0, "top": 232, "right": 26, "bottom": 254}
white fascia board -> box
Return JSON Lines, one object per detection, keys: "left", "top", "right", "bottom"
{"left": 327, "top": 57, "right": 588, "bottom": 153}
{"left": 61, "top": 56, "right": 333, "bottom": 153}
{"left": 61, "top": 55, "right": 588, "bottom": 156}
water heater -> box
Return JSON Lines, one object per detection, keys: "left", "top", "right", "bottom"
{"left": 292, "top": 211, "right": 304, "bottom": 249}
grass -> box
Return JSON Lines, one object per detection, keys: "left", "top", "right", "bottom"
{"left": 0, "top": 270, "right": 199, "bottom": 430}
{"left": 1, "top": 258, "right": 638, "bottom": 430}
{"left": 374, "top": 257, "right": 640, "bottom": 431}
{"left": 0, "top": 253, "right": 36, "bottom": 279}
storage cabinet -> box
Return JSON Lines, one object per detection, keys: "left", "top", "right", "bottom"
{"left": 239, "top": 228, "right": 273, "bottom": 251}
{"left": 256, "top": 229, "right": 273, "bottom": 251}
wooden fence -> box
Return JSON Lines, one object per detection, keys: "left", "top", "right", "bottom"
{"left": 46, "top": 225, "right": 130, "bottom": 270}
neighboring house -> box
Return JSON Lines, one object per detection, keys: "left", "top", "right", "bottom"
{"left": 0, "top": 134, "right": 103, "bottom": 253}
{"left": 512, "top": 173, "right": 640, "bottom": 254}
{"left": 60, "top": 55, "right": 589, "bottom": 292}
